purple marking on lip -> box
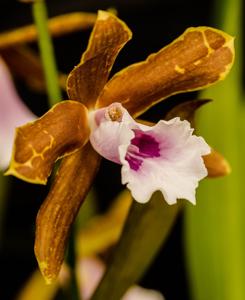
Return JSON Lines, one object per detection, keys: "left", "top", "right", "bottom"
{"left": 125, "top": 130, "right": 160, "bottom": 171}
{"left": 125, "top": 152, "right": 143, "bottom": 171}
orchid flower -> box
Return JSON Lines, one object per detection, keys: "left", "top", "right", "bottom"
{"left": 4, "top": 10, "right": 234, "bottom": 283}
{"left": 0, "top": 57, "right": 36, "bottom": 170}
{"left": 78, "top": 256, "right": 164, "bottom": 300}
{"left": 90, "top": 102, "right": 210, "bottom": 204}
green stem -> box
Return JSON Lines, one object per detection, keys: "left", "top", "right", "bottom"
{"left": 32, "top": 0, "right": 62, "bottom": 106}
{"left": 91, "top": 193, "right": 181, "bottom": 300}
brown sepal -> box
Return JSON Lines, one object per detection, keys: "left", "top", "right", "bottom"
{"left": 34, "top": 143, "right": 101, "bottom": 284}
{"left": 1, "top": 46, "right": 67, "bottom": 92}
{"left": 165, "top": 98, "right": 212, "bottom": 127}
{"left": 97, "top": 27, "right": 234, "bottom": 117}
{"left": 203, "top": 148, "right": 231, "bottom": 177}
{"left": 66, "top": 10, "right": 132, "bottom": 109}
{"left": 6, "top": 101, "right": 89, "bottom": 184}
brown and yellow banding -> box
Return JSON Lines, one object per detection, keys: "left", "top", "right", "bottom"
{"left": 96, "top": 26, "right": 235, "bottom": 117}
{"left": 5, "top": 101, "right": 89, "bottom": 184}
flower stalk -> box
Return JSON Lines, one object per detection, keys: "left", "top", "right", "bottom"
{"left": 32, "top": 0, "right": 62, "bottom": 106}
{"left": 90, "top": 193, "right": 182, "bottom": 300}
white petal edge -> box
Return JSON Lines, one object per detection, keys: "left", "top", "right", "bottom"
{"left": 119, "top": 118, "right": 210, "bottom": 204}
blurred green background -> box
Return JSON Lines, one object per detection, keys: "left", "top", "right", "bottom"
{"left": 185, "top": 0, "right": 245, "bottom": 300}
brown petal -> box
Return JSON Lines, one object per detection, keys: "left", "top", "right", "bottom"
{"left": 0, "top": 12, "right": 97, "bottom": 50}
{"left": 97, "top": 27, "right": 234, "bottom": 117}
{"left": 66, "top": 10, "right": 132, "bottom": 109}
{"left": 203, "top": 149, "right": 231, "bottom": 177}
{"left": 165, "top": 98, "right": 212, "bottom": 126}
{"left": 35, "top": 143, "right": 101, "bottom": 284}
{"left": 6, "top": 101, "right": 89, "bottom": 184}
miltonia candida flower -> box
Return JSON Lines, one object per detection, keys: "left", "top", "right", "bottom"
{"left": 5, "top": 10, "right": 234, "bottom": 283}
{"left": 0, "top": 57, "right": 35, "bottom": 170}
{"left": 90, "top": 102, "right": 210, "bottom": 204}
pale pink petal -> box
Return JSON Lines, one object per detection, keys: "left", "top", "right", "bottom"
{"left": 77, "top": 256, "right": 165, "bottom": 300}
{"left": 119, "top": 118, "right": 210, "bottom": 204}
{"left": 77, "top": 257, "right": 105, "bottom": 300}
{"left": 89, "top": 103, "right": 135, "bottom": 163}
{"left": 0, "top": 57, "right": 36, "bottom": 170}
{"left": 124, "top": 286, "right": 165, "bottom": 300}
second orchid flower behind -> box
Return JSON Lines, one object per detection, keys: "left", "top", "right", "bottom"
{"left": 5, "top": 10, "right": 234, "bottom": 283}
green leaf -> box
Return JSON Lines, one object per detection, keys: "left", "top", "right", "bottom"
{"left": 184, "top": 0, "right": 245, "bottom": 299}
{"left": 91, "top": 192, "right": 182, "bottom": 300}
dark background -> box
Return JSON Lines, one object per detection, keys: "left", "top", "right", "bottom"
{"left": 0, "top": 0, "right": 233, "bottom": 299}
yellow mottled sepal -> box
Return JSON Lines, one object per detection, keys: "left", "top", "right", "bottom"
{"left": 97, "top": 26, "right": 235, "bottom": 117}
{"left": 5, "top": 101, "right": 89, "bottom": 184}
